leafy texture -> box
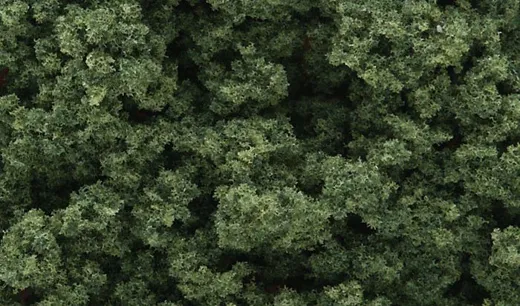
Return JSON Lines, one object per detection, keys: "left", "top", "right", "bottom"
{"left": 1, "top": 0, "right": 520, "bottom": 305}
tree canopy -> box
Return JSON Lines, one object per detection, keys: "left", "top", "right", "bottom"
{"left": 1, "top": 0, "right": 520, "bottom": 305}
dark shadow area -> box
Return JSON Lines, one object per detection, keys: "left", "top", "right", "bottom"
{"left": 328, "top": 214, "right": 376, "bottom": 251}
{"left": 148, "top": 249, "right": 187, "bottom": 303}
{"left": 443, "top": 253, "right": 490, "bottom": 305}
{"left": 496, "top": 79, "right": 520, "bottom": 96}
{"left": 286, "top": 99, "right": 314, "bottom": 140}
{"left": 214, "top": 250, "right": 267, "bottom": 274}
{"left": 30, "top": 177, "right": 82, "bottom": 213}
{"left": 446, "top": 42, "right": 485, "bottom": 86}
{"left": 92, "top": 254, "right": 126, "bottom": 305}
{"left": 253, "top": 257, "right": 321, "bottom": 294}
{"left": 292, "top": 6, "right": 334, "bottom": 26}
{"left": 152, "top": 277, "right": 186, "bottom": 305}
{"left": 433, "top": 116, "right": 463, "bottom": 152}
{"left": 164, "top": 29, "right": 229, "bottom": 119}
{"left": 13, "top": 287, "right": 40, "bottom": 306}
{"left": 0, "top": 67, "right": 8, "bottom": 90}
{"left": 396, "top": 88, "right": 420, "bottom": 118}
{"left": 347, "top": 213, "right": 377, "bottom": 235}
{"left": 439, "top": 181, "right": 465, "bottom": 199}
{"left": 11, "top": 35, "right": 41, "bottom": 109}
{"left": 160, "top": 143, "right": 192, "bottom": 171}
{"left": 232, "top": 15, "right": 266, "bottom": 32}
{"left": 436, "top": 0, "right": 457, "bottom": 7}
{"left": 183, "top": 194, "right": 219, "bottom": 235}
{"left": 284, "top": 56, "right": 315, "bottom": 101}
{"left": 284, "top": 10, "right": 337, "bottom": 102}
{"left": 215, "top": 245, "right": 336, "bottom": 296}
{"left": 165, "top": 28, "right": 199, "bottom": 84}
{"left": 469, "top": 0, "right": 481, "bottom": 10}
{"left": 497, "top": 134, "right": 520, "bottom": 157}
{"left": 491, "top": 200, "right": 520, "bottom": 229}
{"left": 434, "top": 133, "right": 463, "bottom": 152}
{"left": 142, "top": 0, "right": 211, "bottom": 16}
{"left": 213, "top": 47, "right": 241, "bottom": 72}
{"left": 399, "top": 89, "right": 410, "bottom": 109}
{"left": 120, "top": 95, "right": 165, "bottom": 125}
{"left": 370, "top": 35, "right": 392, "bottom": 57}
{"left": 446, "top": 65, "right": 458, "bottom": 85}
{"left": 12, "top": 78, "right": 39, "bottom": 109}
{"left": 329, "top": 78, "right": 353, "bottom": 102}
{"left": 298, "top": 180, "right": 324, "bottom": 199}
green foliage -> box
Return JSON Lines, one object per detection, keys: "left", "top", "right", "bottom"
{"left": 214, "top": 183, "right": 331, "bottom": 252}
{"left": 1, "top": 0, "right": 520, "bottom": 305}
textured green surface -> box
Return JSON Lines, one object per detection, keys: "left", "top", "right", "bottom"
{"left": 1, "top": 0, "right": 520, "bottom": 305}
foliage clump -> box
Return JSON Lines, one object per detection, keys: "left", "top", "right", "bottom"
{"left": 1, "top": 0, "right": 520, "bottom": 305}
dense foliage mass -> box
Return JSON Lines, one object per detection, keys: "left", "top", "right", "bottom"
{"left": 1, "top": 0, "right": 520, "bottom": 305}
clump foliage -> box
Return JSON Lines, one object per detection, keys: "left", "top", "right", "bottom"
{"left": 1, "top": 0, "right": 520, "bottom": 305}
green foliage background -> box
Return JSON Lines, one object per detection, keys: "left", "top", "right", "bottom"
{"left": 1, "top": 0, "right": 520, "bottom": 305}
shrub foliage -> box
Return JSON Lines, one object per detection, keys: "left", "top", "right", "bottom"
{"left": 1, "top": 0, "right": 520, "bottom": 305}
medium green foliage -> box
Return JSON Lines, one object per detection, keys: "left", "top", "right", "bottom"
{"left": 1, "top": 0, "right": 520, "bottom": 305}
{"left": 214, "top": 183, "right": 331, "bottom": 252}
